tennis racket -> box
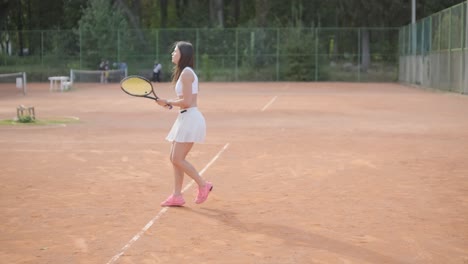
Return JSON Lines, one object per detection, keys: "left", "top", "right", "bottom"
{"left": 120, "top": 75, "right": 172, "bottom": 109}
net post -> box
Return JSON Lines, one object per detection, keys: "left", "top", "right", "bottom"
{"left": 22, "top": 72, "right": 27, "bottom": 95}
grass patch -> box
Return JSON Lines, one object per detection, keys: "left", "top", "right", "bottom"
{"left": 0, "top": 117, "right": 80, "bottom": 126}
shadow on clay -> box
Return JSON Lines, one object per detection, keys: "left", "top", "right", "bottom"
{"left": 182, "top": 207, "right": 410, "bottom": 264}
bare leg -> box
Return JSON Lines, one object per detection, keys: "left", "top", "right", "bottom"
{"left": 170, "top": 142, "right": 206, "bottom": 188}
{"left": 170, "top": 142, "right": 185, "bottom": 196}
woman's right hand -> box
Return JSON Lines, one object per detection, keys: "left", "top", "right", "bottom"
{"left": 156, "top": 99, "right": 173, "bottom": 109}
{"left": 156, "top": 98, "right": 168, "bottom": 106}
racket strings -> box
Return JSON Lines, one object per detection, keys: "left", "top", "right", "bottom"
{"left": 121, "top": 77, "right": 153, "bottom": 96}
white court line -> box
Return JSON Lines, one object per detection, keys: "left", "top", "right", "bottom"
{"left": 106, "top": 143, "right": 230, "bottom": 264}
{"left": 0, "top": 124, "right": 67, "bottom": 130}
{"left": 261, "top": 96, "right": 277, "bottom": 112}
{"left": 1, "top": 149, "right": 164, "bottom": 154}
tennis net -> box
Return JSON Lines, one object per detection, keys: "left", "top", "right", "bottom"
{"left": 70, "top": 69, "right": 127, "bottom": 84}
{"left": 0, "top": 72, "right": 27, "bottom": 97}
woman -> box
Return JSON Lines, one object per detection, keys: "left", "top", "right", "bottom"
{"left": 156, "top": 41, "right": 212, "bottom": 207}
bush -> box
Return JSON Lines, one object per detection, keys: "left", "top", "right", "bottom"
{"left": 18, "top": 115, "right": 34, "bottom": 123}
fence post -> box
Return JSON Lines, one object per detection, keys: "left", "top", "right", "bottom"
{"left": 437, "top": 13, "right": 441, "bottom": 90}
{"left": 315, "top": 27, "right": 319, "bottom": 81}
{"left": 465, "top": 1, "right": 468, "bottom": 93}
{"left": 358, "top": 28, "right": 361, "bottom": 82}
{"left": 155, "top": 29, "right": 159, "bottom": 61}
{"left": 276, "top": 28, "right": 280, "bottom": 81}
{"left": 196, "top": 29, "right": 199, "bottom": 70}
{"left": 117, "top": 28, "right": 120, "bottom": 63}
{"left": 421, "top": 20, "right": 425, "bottom": 85}
{"left": 461, "top": 3, "right": 466, "bottom": 94}
{"left": 41, "top": 31, "right": 44, "bottom": 67}
{"left": 448, "top": 8, "right": 453, "bottom": 92}
{"left": 412, "top": 1, "right": 417, "bottom": 86}
{"left": 79, "top": 28, "right": 82, "bottom": 69}
{"left": 235, "top": 28, "right": 238, "bottom": 81}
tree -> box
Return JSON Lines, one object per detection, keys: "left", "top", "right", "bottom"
{"left": 77, "top": 0, "right": 129, "bottom": 68}
{"left": 0, "top": 0, "right": 12, "bottom": 54}
{"left": 160, "top": 0, "right": 168, "bottom": 28}
{"left": 255, "top": 0, "right": 269, "bottom": 27}
{"left": 210, "top": 0, "right": 224, "bottom": 28}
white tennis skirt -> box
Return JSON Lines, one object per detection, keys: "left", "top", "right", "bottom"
{"left": 166, "top": 107, "right": 206, "bottom": 143}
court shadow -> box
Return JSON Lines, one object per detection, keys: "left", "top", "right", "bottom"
{"left": 185, "top": 207, "right": 410, "bottom": 264}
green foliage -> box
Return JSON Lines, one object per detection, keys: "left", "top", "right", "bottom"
{"left": 18, "top": 115, "right": 34, "bottom": 123}
{"left": 281, "top": 3, "right": 327, "bottom": 81}
{"left": 201, "top": 54, "right": 213, "bottom": 81}
{"left": 0, "top": 117, "right": 80, "bottom": 126}
{"left": 283, "top": 29, "right": 321, "bottom": 81}
{"left": 77, "top": 0, "right": 130, "bottom": 68}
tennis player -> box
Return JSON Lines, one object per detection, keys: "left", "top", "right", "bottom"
{"left": 156, "top": 41, "right": 212, "bottom": 207}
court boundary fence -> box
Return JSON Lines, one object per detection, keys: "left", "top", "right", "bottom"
{"left": 1, "top": 27, "right": 399, "bottom": 82}
{"left": 399, "top": 1, "right": 468, "bottom": 94}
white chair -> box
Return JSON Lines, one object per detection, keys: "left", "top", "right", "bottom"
{"left": 61, "top": 80, "right": 72, "bottom": 91}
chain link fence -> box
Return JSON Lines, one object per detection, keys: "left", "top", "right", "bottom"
{"left": 399, "top": 2, "right": 468, "bottom": 94}
{"left": 0, "top": 27, "right": 399, "bottom": 82}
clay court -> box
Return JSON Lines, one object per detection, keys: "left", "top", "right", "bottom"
{"left": 1, "top": 82, "right": 468, "bottom": 264}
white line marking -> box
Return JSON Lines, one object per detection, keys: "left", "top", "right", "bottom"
{"left": 0, "top": 139, "right": 223, "bottom": 145}
{"left": 261, "top": 96, "right": 277, "bottom": 112}
{"left": 0, "top": 124, "right": 67, "bottom": 130}
{"left": 106, "top": 143, "right": 230, "bottom": 264}
{"left": 64, "top": 116, "right": 80, "bottom": 120}
{"left": 0, "top": 149, "right": 163, "bottom": 154}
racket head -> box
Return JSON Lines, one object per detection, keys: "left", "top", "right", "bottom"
{"left": 120, "top": 75, "right": 157, "bottom": 99}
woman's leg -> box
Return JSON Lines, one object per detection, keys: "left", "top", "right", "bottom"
{"left": 170, "top": 142, "right": 185, "bottom": 196}
{"left": 170, "top": 142, "right": 207, "bottom": 187}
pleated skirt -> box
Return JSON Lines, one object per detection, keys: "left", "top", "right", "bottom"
{"left": 165, "top": 107, "right": 206, "bottom": 143}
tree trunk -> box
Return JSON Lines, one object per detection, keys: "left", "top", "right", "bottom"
{"left": 255, "top": 0, "right": 269, "bottom": 27}
{"left": 131, "top": 0, "right": 141, "bottom": 26}
{"left": 175, "top": 0, "right": 188, "bottom": 19}
{"left": 160, "top": 0, "right": 168, "bottom": 28}
{"left": 114, "top": 0, "right": 146, "bottom": 44}
{"left": 233, "top": 0, "right": 240, "bottom": 26}
{"left": 210, "top": 0, "right": 224, "bottom": 28}
{"left": 16, "top": 1, "right": 24, "bottom": 56}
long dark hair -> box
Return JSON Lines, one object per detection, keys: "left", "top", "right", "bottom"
{"left": 171, "top": 41, "right": 194, "bottom": 83}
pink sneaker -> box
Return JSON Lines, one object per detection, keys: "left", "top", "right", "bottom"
{"left": 160, "top": 195, "right": 185, "bottom": 207}
{"left": 195, "top": 182, "right": 213, "bottom": 204}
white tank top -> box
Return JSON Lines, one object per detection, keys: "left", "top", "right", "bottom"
{"left": 175, "top": 67, "right": 198, "bottom": 96}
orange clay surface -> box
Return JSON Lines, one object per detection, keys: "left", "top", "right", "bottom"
{"left": 1, "top": 82, "right": 468, "bottom": 264}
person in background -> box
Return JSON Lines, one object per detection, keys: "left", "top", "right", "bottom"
{"left": 113, "top": 61, "right": 128, "bottom": 79}
{"left": 99, "top": 59, "right": 106, "bottom": 83}
{"left": 152, "top": 61, "right": 162, "bottom": 82}
{"left": 104, "top": 60, "right": 110, "bottom": 83}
